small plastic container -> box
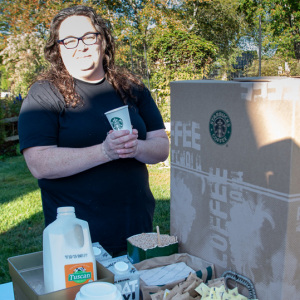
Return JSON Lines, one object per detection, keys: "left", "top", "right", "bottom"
{"left": 75, "top": 282, "right": 122, "bottom": 300}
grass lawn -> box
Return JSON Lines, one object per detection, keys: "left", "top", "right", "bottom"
{"left": 0, "top": 155, "right": 170, "bottom": 284}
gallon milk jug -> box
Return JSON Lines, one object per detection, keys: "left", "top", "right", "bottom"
{"left": 43, "top": 206, "right": 97, "bottom": 293}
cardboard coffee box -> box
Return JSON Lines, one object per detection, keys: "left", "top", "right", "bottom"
{"left": 170, "top": 78, "right": 300, "bottom": 299}
{"left": 8, "top": 251, "right": 114, "bottom": 300}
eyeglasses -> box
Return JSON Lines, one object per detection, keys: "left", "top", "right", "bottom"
{"left": 57, "top": 32, "right": 100, "bottom": 49}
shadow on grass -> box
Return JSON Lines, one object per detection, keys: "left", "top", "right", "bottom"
{"left": 0, "top": 156, "right": 45, "bottom": 283}
{"left": 0, "top": 156, "right": 39, "bottom": 204}
{"left": 153, "top": 198, "right": 170, "bottom": 235}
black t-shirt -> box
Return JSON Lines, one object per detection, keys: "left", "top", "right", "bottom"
{"left": 18, "top": 78, "right": 165, "bottom": 252}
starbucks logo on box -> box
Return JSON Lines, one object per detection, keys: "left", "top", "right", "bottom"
{"left": 111, "top": 117, "right": 124, "bottom": 130}
{"left": 209, "top": 110, "right": 232, "bottom": 145}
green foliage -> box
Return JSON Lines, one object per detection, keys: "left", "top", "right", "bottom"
{"left": 191, "top": 0, "right": 247, "bottom": 59}
{"left": 0, "top": 0, "right": 87, "bottom": 37}
{"left": 265, "top": 0, "right": 300, "bottom": 59}
{"left": 0, "top": 95, "right": 23, "bottom": 119}
{"left": 0, "top": 94, "right": 23, "bottom": 158}
{"left": 0, "top": 65, "right": 9, "bottom": 91}
{"left": 0, "top": 141, "right": 21, "bottom": 160}
{"left": 0, "top": 118, "right": 4, "bottom": 146}
{"left": 288, "top": 60, "right": 300, "bottom": 76}
{"left": 239, "top": 0, "right": 300, "bottom": 59}
{"left": 150, "top": 30, "right": 217, "bottom": 69}
{"left": 209, "top": 48, "right": 245, "bottom": 80}
{"left": 149, "top": 29, "right": 217, "bottom": 121}
{"left": 0, "top": 32, "right": 48, "bottom": 96}
{"left": 244, "top": 55, "right": 300, "bottom": 77}
{"left": 177, "top": 0, "right": 252, "bottom": 81}
{"left": 0, "top": 0, "right": 299, "bottom": 124}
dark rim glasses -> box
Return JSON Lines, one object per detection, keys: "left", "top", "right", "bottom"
{"left": 57, "top": 32, "right": 100, "bottom": 49}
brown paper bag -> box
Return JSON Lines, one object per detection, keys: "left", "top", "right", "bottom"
{"left": 134, "top": 253, "right": 215, "bottom": 300}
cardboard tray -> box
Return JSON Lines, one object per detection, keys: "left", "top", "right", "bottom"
{"left": 8, "top": 251, "right": 114, "bottom": 300}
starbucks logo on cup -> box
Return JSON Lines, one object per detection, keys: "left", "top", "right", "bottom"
{"left": 209, "top": 110, "right": 232, "bottom": 145}
{"left": 111, "top": 117, "right": 124, "bottom": 130}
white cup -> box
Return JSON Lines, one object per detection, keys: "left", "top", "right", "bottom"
{"left": 105, "top": 105, "right": 132, "bottom": 133}
{"left": 75, "top": 282, "right": 122, "bottom": 300}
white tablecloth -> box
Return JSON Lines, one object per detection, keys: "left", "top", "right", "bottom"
{"left": 0, "top": 282, "right": 14, "bottom": 299}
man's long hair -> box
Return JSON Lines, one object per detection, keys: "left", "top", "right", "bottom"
{"left": 38, "top": 5, "right": 144, "bottom": 107}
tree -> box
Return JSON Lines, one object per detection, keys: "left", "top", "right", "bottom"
{"left": 176, "top": 0, "right": 249, "bottom": 79}
{"left": 93, "top": 0, "right": 181, "bottom": 79}
{"left": 182, "top": 0, "right": 246, "bottom": 58}
{"left": 0, "top": 32, "right": 47, "bottom": 95}
{"left": 244, "top": 55, "right": 300, "bottom": 77}
{"left": 148, "top": 28, "right": 217, "bottom": 121}
{"left": 0, "top": 65, "right": 9, "bottom": 91}
{"left": 0, "top": 0, "right": 262, "bottom": 119}
{"left": 239, "top": 0, "right": 300, "bottom": 59}
{"left": 0, "top": 0, "right": 87, "bottom": 37}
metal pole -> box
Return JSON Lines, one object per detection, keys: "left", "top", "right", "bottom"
{"left": 259, "top": 15, "right": 262, "bottom": 77}
{"left": 144, "top": 43, "right": 150, "bottom": 90}
{"left": 129, "top": 39, "right": 134, "bottom": 73}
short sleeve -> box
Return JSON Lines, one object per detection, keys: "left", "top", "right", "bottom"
{"left": 136, "top": 87, "right": 165, "bottom": 132}
{"left": 18, "top": 82, "right": 65, "bottom": 153}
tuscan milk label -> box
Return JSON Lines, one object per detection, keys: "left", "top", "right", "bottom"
{"left": 64, "top": 262, "right": 94, "bottom": 288}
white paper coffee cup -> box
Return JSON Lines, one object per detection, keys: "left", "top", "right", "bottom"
{"left": 105, "top": 105, "right": 132, "bottom": 133}
{"left": 75, "top": 282, "right": 122, "bottom": 300}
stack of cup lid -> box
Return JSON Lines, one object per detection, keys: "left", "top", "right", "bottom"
{"left": 75, "top": 282, "right": 122, "bottom": 300}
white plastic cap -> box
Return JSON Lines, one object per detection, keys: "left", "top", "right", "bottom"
{"left": 75, "top": 282, "right": 122, "bottom": 300}
{"left": 57, "top": 207, "right": 76, "bottom": 218}
{"left": 57, "top": 206, "right": 75, "bottom": 214}
{"left": 93, "top": 247, "right": 102, "bottom": 256}
{"left": 114, "top": 261, "right": 129, "bottom": 273}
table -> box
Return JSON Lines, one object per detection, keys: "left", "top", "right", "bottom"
{"left": 0, "top": 282, "right": 14, "bottom": 299}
